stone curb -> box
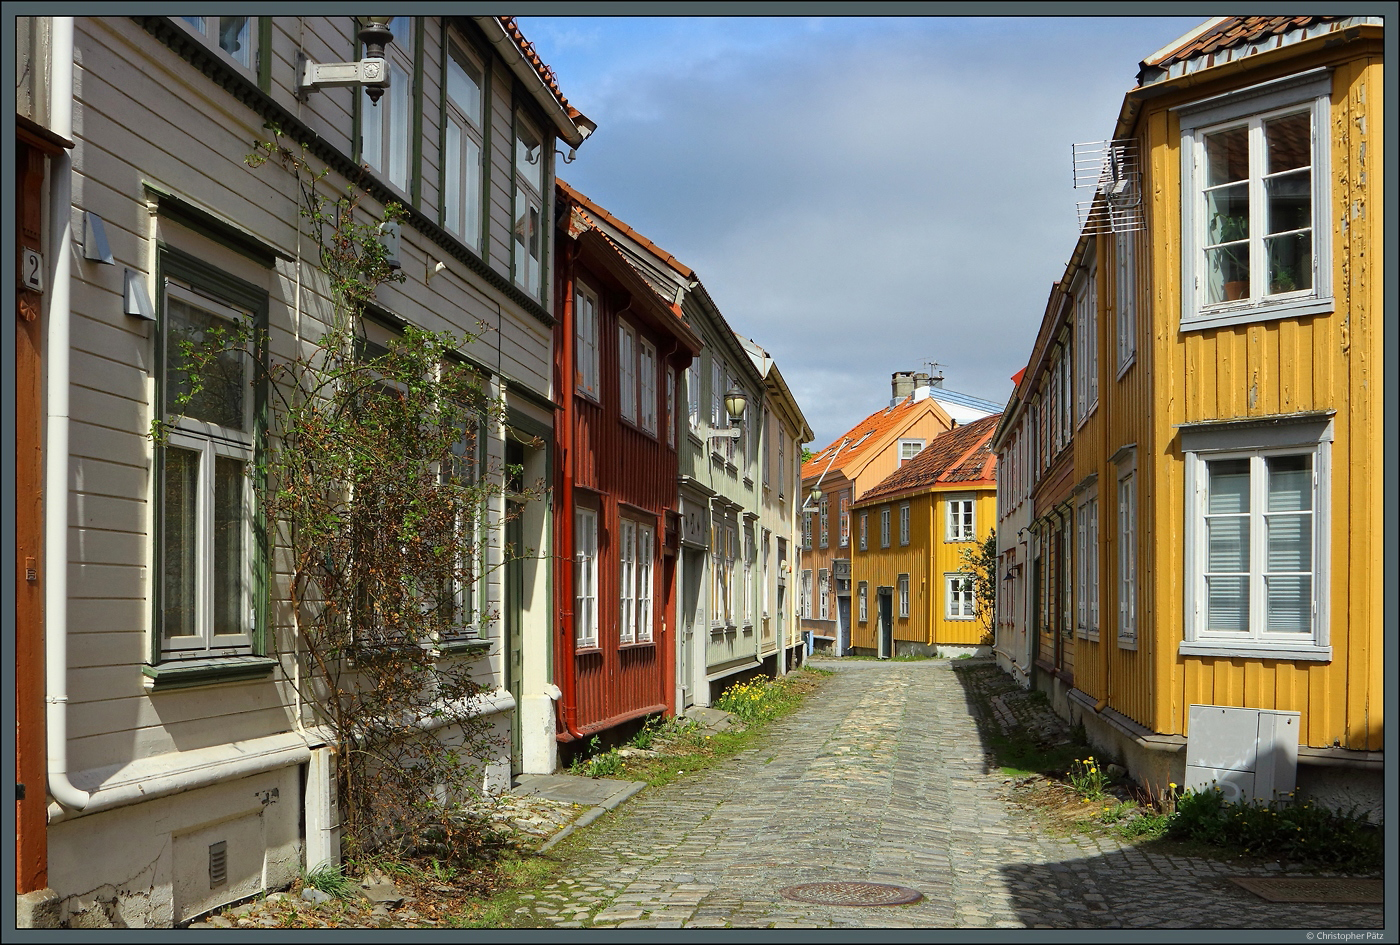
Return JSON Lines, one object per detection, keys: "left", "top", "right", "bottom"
{"left": 537, "top": 780, "right": 647, "bottom": 853}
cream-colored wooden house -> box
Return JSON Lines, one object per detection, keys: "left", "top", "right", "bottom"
{"left": 17, "top": 15, "right": 591, "bottom": 927}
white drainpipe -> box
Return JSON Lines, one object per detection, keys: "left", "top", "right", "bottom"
{"left": 46, "top": 15, "right": 89, "bottom": 814}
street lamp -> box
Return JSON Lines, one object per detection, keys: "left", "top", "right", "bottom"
{"left": 711, "top": 386, "right": 748, "bottom": 442}
{"left": 297, "top": 16, "right": 395, "bottom": 102}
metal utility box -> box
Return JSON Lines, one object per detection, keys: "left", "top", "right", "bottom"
{"left": 1185, "top": 705, "right": 1299, "bottom": 805}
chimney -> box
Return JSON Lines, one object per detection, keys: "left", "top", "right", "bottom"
{"left": 890, "top": 371, "right": 915, "bottom": 406}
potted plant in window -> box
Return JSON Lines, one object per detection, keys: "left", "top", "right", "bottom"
{"left": 1208, "top": 212, "right": 1250, "bottom": 301}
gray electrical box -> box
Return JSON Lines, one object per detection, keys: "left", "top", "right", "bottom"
{"left": 1185, "top": 704, "right": 1299, "bottom": 805}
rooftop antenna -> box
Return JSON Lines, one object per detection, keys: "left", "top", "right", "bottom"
{"left": 923, "top": 360, "right": 945, "bottom": 388}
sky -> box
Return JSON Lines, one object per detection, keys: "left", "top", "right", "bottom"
{"left": 516, "top": 14, "right": 1205, "bottom": 448}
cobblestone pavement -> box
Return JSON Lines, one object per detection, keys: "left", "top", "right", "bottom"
{"left": 512, "top": 658, "right": 1384, "bottom": 930}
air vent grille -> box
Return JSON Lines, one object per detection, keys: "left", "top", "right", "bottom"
{"left": 208, "top": 840, "right": 228, "bottom": 888}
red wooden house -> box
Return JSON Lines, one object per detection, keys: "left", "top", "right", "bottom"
{"left": 553, "top": 180, "right": 702, "bottom": 748}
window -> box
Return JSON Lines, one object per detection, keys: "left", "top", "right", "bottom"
{"left": 859, "top": 512, "right": 868, "bottom": 550}
{"left": 858, "top": 581, "right": 868, "bottom": 623}
{"left": 777, "top": 432, "right": 785, "bottom": 497}
{"left": 946, "top": 574, "right": 975, "bottom": 620}
{"left": 636, "top": 523, "right": 654, "bottom": 642}
{"left": 762, "top": 408, "right": 772, "bottom": 487}
{"left": 742, "top": 526, "right": 754, "bottom": 627}
{"left": 946, "top": 496, "right": 975, "bottom": 542}
{"left": 182, "top": 16, "right": 257, "bottom": 69}
{"left": 1116, "top": 454, "right": 1137, "bottom": 647}
{"left": 710, "top": 357, "right": 724, "bottom": 452}
{"left": 802, "top": 510, "right": 813, "bottom": 549}
{"left": 761, "top": 533, "right": 770, "bottom": 618}
{"left": 818, "top": 496, "right": 829, "bottom": 548}
{"left": 574, "top": 508, "right": 598, "bottom": 647}
{"left": 638, "top": 338, "right": 658, "bottom": 434}
{"left": 1179, "top": 70, "right": 1332, "bottom": 329}
{"left": 666, "top": 367, "right": 677, "bottom": 447}
{"left": 801, "top": 569, "right": 813, "bottom": 619}
{"left": 512, "top": 113, "right": 545, "bottom": 298}
{"left": 443, "top": 39, "right": 484, "bottom": 249}
{"left": 574, "top": 284, "right": 599, "bottom": 399}
{"left": 362, "top": 16, "right": 412, "bottom": 193}
{"left": 618, "top": 323, "right": 636, "bottom": 422}
{"left": 158, "top": 265, "right": 264, "bottom": 658}
{"left": 898, "top": 439, "right": 924, "bottom": 464}
{"left": 818, "top": 569, "right": 829, "bottom": 620}
{"left": 1180, "top": 416, "right": 1332, "bottom": 659}
{"left": 618, "top": 518, "right": 655, "bottom": 644}
{"left": 880, "top": 507, "right": 891, "bottom": 548}
{"left": 839, "top": 493, "right": 850, "bottom": 546}
{"left": 711, "top": 514, "right": 736, "bottom": 628}
{"left": 445, "top": 406, "right": 486, "bottom": 639}
{"left": 1076, "top": 489, "right": 1099, "bottom": 641}
{"left": 686, "top": 365, "right": 700, "bottom": 434}
{"left": 1074, "top": 256, "right": 1098, "bottom": 424}
{"left": 1116, "top": 228, "right": 1137, "bottom": 372}
{"left": 898, "top": 574, "right": 910, "bottom": 618}
{"left": 899, "top": 503, "right": 910, "bottom": 546}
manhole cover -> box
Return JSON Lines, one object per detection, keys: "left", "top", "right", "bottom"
{"left": 1228, "top": 877, "right": 1385, "bottom": 904}
{"left": 779, "top": 882, "right": 924, "bottom": 906}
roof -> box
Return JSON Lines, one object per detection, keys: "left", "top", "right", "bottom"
{"left": 855, "top": 413, "right": 1001, "bottom": 506}
{"left": 556, "top": 178, "right": 695, "bottom": 282}
{"left": 1139, "top": 16, "right": 1383, "bottom": 85}
{"left": 801, "top": 394, "right": 948, "bottom": 483}
{"left": 475, "top": 17, "right": 595, "bottom": 147}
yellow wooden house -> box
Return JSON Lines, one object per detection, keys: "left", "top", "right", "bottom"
{"left": 996, "top": 16, "right": 1383, "bottom": 815}
{"left": 851, "top": 414, "right": 1000, "bottom": 658}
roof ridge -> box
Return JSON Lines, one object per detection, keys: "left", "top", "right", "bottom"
{"left": 555, "top": 177, "right": 695, "bottom": 280}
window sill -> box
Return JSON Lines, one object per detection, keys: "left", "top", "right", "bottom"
{"left": 618, "top": 640, "right": 655, "bottom": 650}
{"left": 437, "top": 638, "right": 491, "bottom": 658}
{"left": 1179, "top": 641, "right": 1332, "bottom": 662}
{"left": 1181, "top": 296, "right": 1333, "bottom": 333}
{"left": 1115, "top": 354, "right": 1136, "bottom": 382}
{"left": 143, "top": 655, "right": 277, "bottom": 691}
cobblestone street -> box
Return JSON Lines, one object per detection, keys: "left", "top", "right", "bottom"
{"left": 508, "top": 658, "right": 1383, "bottom": 930}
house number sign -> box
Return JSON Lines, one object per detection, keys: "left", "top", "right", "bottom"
{"left": 21, "top": 248, "right": 45, "bottom": 292}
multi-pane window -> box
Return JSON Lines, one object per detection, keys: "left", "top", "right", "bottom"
{"left": 898, "top": 574, "right": 910, "bottom": 618}
{"left": 859, "top": 512, "right": 868, "bottom": 551}
{"left": 182, "top": 16, "right": 257, "bottom": 69}
{"left": 762, "top": 408, "right": 772, "bottom": 487}
{"left": 1076, "top": 491, "right": 1099, "bottom": 640}
{"left": 1180, "top": 74, "right": 1331, "bottom": 327}
{"left": 445, "top": 407, "right": 486, "bottom": 639}
{"left": 574, "top": 285, "right": 599, "bottom": 399}
{"left": 1074, "top": 258, "right": 1098, "bottom": 423}
{"left": 618, "top": 323, "right": 637, "bottom": 422}
{"left": 512, "top": 114, "right": 545, "bottom": 298}
{"left": 686, "top": 365, "right": 699, "bottom": 434}
{"left": 574, "top": 508, "right": 598, "bottom": 647}
{"left": 362, "top": 17, "right": 412, "bottom": 193}
{"left": 742, "top": 526, "right": 754, "bottom": 627}
{"left": 946, "top": 496, "right": 975, "bottom": 542}
{"left": 899, "top": 439, "right": 924, "bottom": 465}
{"left": 618, "top": 518, "right": 655, "bottom": 644}
{"left": 1185, "top": 444, "right": 1327, "bottom": 654}
{"left": 666, "top": 367, "right": 676, "bottom": 447}
{"left": 1116, "top": 228, "right": 1137, "bottom": 371}
{"left": 711, "top": 514, "right": 729, "bottom": 627}
{"left": 801, "top": 569, "right": 813, "bottom": 619}
{"left": 158, "top": 261, "right": 264, "bottom": 658}
{"left": 946, "top": 574, "right": 976, "bottom": 620}
{"left": 839, "top": 493, "right": 850, "bottom": 546}
{"left": 443, "top": 40, "right": 484, "bottom": 249}
{"left": 710, "top": 357, "right": 724, "bottom": 451}
{"left": 880, "top": 507, "right": 891, "bottom": 548}
{"left": 857, "top": 581, "right": 868, "bottom": 623}
{"left": 802, "top": 510, "right": 813, "bottom": 549}
{"left": 899, "top": 503, "right": 911, "bottom": 546}
{"left": 776, "top": 432, "right": 785, "bottom": 497}
{"left": 818, "top": 496, "right": 829, "bottom": 548}
{"left": 818, "top": 569, "right": 830, "bottom": 620}
{"left": 726, "top": 524, "right": 738, "bottom": 623}
{"left": 638, "top": 338, "right": 658, "bottom": 434}
{"left": 636, "top": 524, "right": 654, "bottom": 642}
{"left": 1117, "top": 461, "right": 1137, "bottom": 647}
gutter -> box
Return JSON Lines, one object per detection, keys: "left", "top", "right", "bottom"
{"left": 473, "top": 16, "right": 595, "bottom": 149}
{"left": 45, "top": 16, "right": 89, "bottom": 815}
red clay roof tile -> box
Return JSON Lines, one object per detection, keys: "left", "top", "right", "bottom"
{"left": 854, "top": 413, "right": 1001, "bottom": 505}
{"left": 1147, "top": 16, "right": 1346, "bottom": 68}
{"left": 800, "top": 395, "right": 941, "bottom": 482}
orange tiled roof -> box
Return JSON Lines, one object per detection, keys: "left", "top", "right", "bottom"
{"left": 854, "top": 413, "right": 1001, "bottom": 506}
{"left": 801, "top": 395, "right": 937, "bottom": 482}
{"left": 1146, "top": 16, "right": 1345, "bottom": 68}
{"left": 498, "top": 17, "right": 589, "bottom": 131}
{"left": 556, "top": 178, "right": 696, "bottom": 282}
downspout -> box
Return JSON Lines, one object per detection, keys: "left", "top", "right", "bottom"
{"left": 45, "top": 16, "right": 89, "bottom": 813}
{"left": 555, "top": 239, "right": 584, "bottom": 740}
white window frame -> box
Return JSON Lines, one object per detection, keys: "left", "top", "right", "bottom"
{"left": 443, "top": 38, "right": 485, "bottom": 250}
{"left": 880, "top": 507, "right": 891, "bottom": 548}
{"left": 818, "top": 569, "right": 830, "bottom": 620}
{"left": 946, "top": 573, "right": 976, "bottom": 621}
{"left": 512, "top": 112, "right": 546, "bottom": 299}
{"left": 859, "top": 512, "right": 868, "bottom": 551}
{"left": 838, "top": 492, "right": 850, "bottom": 547}
{"left": 666, "top": 366, "right": 677, "bottom": 447}
{"left": 857, "top": 581, "right": 868, "bottom": 623}
{"left": 1074, "top": 254, "right": 1098, "bottom": 425}
{"left": 574, "top": 507, "right": 599, "bottom": 648}
{"left": 899, "top": 503, "right": 911, "bottom": 546}
{"left": 1178, "top": 69, "right": 1333, "bottom": 331}
{"left": 710, "top": 357, "right": 725, "bottom": 456}
{"left": 946, "top": 495, "right": 975, "bottom": 542}
{"left": 618, "top": 322, "right": 637, "bottom": 423}
{"left": 1115, "top": 227, "right": 1137, "bottom": 375}
{"left": 898, "top": 438, "right": 924, "bottom": 465}
{"left": 636, "top": 522, "right": 654, "bottom": 643}
{"left": 762, "top": 408, "right": 772, "bottom": 488}
{"left": 1115, "top": 450, "right": 1138, "bottom": 649}
{"left": 742, "top": 525, "right": 754, "bottom": 628}
{"left": 574, "top": 284, "right": 599, "bottom": 400}
{"left": 362, "top": 16, "right": 412, "bottom": 194}
{"left": 1076, "top": 487, "right": 1100, "bottom": 642}
{"left": 818, "top": 495, "right": 829, "bottom": 549}
{"left": 1179, "top": 416, "right": 1332, "bottom": 660}
{"left": 897, "top": 573, "right": 910, "bottom": 619}
{"left": 639, "top": 337, "right": 658, "bottom": 434}
{"left": 180, "top": 15, "right": 258, "bottom": 71}
{"left": 619, "top": 518, "right": 637, "bottom": 644}
{"left": 686, "top": 365, "right": 700, "bottom": 435}
{"left": 802, "top": 510, "right": 813, "bottom": 550}
{"left": 801, "top": 569, "right": 813, "bottom": 619}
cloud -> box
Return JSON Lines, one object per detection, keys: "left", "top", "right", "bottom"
{"left": 522, "top": 15, "right": 1202, "bottom": 446}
